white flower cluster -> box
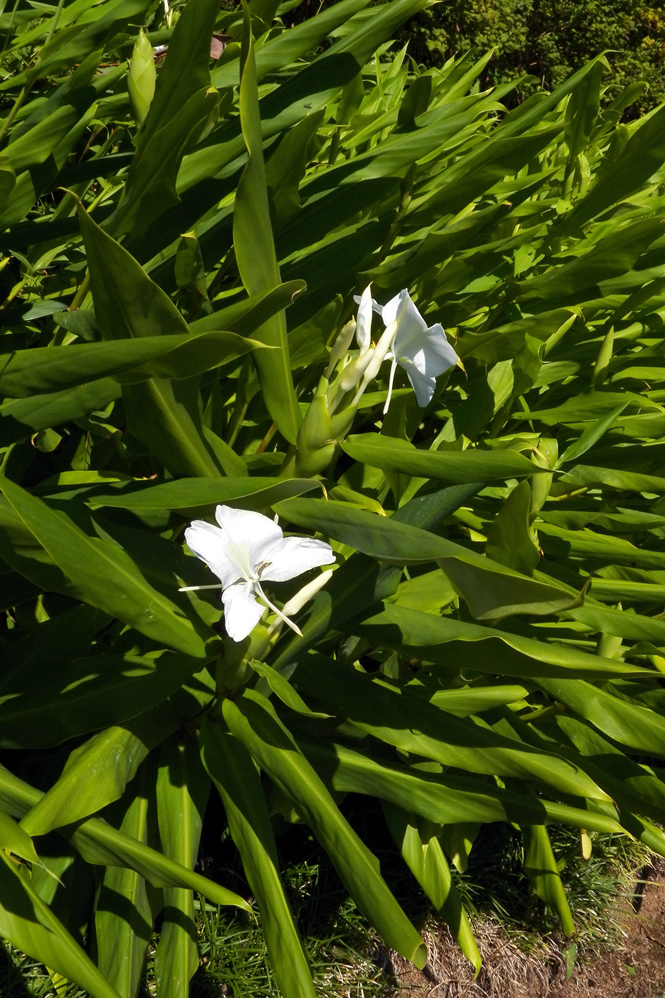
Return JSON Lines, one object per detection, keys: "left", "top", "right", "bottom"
{"left": 180, "top": 505, "right": 334, "bottom": 642}
{"left": 179, "top": 288, "right": 459, "bottom": 644}
{"left": 328, "top": 286, "right": 459, "bottom": 415}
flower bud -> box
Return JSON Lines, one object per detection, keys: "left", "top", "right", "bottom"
{"left": 128, "top": 30, "right": 156, "bottom": 127}
{"left": 352, "top": 321, "right": 397, "bottom": 404}
{"left": 337, "top": 349, "right": 374, "bottom": 392}
{"left": 295, "top": 390, "right": 336, "bottom": 477}
{"left": 326, "top": 318, "right": 356, "bottom": 378}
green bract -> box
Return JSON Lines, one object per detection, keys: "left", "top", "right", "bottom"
{"left": 2, "top": 0, "right": 665, "bottom": 995}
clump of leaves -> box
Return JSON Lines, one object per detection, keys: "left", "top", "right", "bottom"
{"left": 4, "top": 0, "right": 665, "bottom": 997}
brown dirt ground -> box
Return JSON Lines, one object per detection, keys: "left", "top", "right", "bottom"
{"left": 382, "top": 860, "right": 665, "bottom": 998}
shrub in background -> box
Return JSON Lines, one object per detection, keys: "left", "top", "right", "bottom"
{"left": 402, "top": 0, "right": 665, "bottom": 113}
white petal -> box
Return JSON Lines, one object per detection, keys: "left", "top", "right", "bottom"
{"left": 222, "top": 581, "right": 266, "bottom": 641}
{"left": 260, "top": 536, "right": 335, "bottom": 583}
{"left": 392, "top": 294, "right": 428, "bottom": 356}
{"left": 418, "top": 323, "right": 459, "bottom": 376}
{"left": 355, "top": 285, "right": 373, "bottom": 354}
{"left": 214, "top": 504, "right": 284, "bottom": 573}
{"left": 215, "top": 505, "right": 283, "bottom": 548}
{"left": 381, "top": 289, "right": 410, "bottom": 327}
{"left": 353, "top": 294, "right": 384, "bottom": 318}
{"left": 405, "top": 365, "right": 438, "bottom": 408}
{"left": 184, "top": 521, "right": 240, "bottom": 588}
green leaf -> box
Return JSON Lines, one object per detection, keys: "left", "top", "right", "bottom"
{"left": 0, "top": 764, "right": 249, "bottom": 912}
{"left": 137, "top": 0, "right": 220, "bottom": 149}
{"left": 233, "top": 5, "right": 301, "bottom": 444}
{"left": 200, "top": 717, "right": 317, "bottom": 998}
{"left": 0, "top": 476, "right": 213, "bottom": 657}
{"left": 522, "top": 825, "right": 575, "bottom": 937}
{"left": 154, "top": 735, "right": 210, "bottom": 998}
{"left": 341, "top": 434, "right": 544, "bottom": 484}
{"left": 0, "top": 810, "right": 40, "bottom": 864}
{"left": 88, "top": 476, "right": 321, "bottom": 517}
{"left": 122, "top": 377, "right": 241, "bottom": 478}
{"left": 0, "top": 652, "right": 200, "bottom": 749}
{"left": 118, "top": 86, "right": 221, "bottom": 237}
{"left": 520, "top": 216, "right": 665, "bottom": 304}
{"left": 189, "top": 281, "right": 307, "bottom": 338}
{"left": 79, "top": 206, "right": 189, "bottom": 341}
{"left": 0, "top": 332, "right": 259, "bottom": 398}
{"left": 297, "top": 736, "right": 622, "bottom": 834}
{"left": 556, "top": 715, "right": 665, "bottom": 827}
{"left": 274, "top": 497, "right": 575, "bottom": 620}
{"left": 294, "top": 655, "right": 609, "bottom": 802}
{"left": 96, "top": 769, "right": 157, "bottom": 998}
{"left": 350, "top": 603, "right": 651, "bottom": 680}
{"left": 556, "top": 403, "right": 628, "bottom": 467}
{"left": 537, "top": 677, "right": 665, "bottom": 759}
{"left": 0, "top": 380, "right": 122, "bottom": 443}
{"left": 0, "top": 850, "right": 123, "bottom": 998}
{"left": 21, "top": 727, "right": 154, "bottom": 837}
{"left": 383, "top": 805, "right": 481, "bottom": 972}
{"left": 485, "top": 480, "right": 540, "bottom": 576}
{"left": 556, "top": 103, "right": 665, "bottom": 235}
{"left": 0, "top": 155, "right": 15, "bottom": 214}
{"left": 223, "top": 689, "right": 427, "bottom": 968}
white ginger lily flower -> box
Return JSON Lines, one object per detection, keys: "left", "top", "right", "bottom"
{"left": 180, "top": 505, "right": 335, "bottom": 642}
{"left": 354, "top": 285, "right": 373, "bottom": 355}
{"left": 353, "top": 287, "right": 459, "bottom": 413}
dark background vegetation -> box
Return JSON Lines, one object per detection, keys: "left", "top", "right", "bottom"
{"left": 288, "top": 0, "right": 665, "bottom": 114}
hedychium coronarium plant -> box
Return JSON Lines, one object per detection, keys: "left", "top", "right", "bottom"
{"left": 293, "top": 284, "right": 462, "bottom": 477}
{"left": 3, "top": 0, "right": 665, "bottom": 996}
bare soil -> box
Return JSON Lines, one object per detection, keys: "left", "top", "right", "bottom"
{"left": 383, "top": 860, "right": 665, "bottom": 998}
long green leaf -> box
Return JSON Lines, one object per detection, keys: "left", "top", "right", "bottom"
{"left": 200, "top": 717, "right": 316, "bottom": 998}
{"left": 223, "top": 688, "right": 427, "bottom": 967}
{"left": 0, "top": 850, "right": 123, "bottom": 998}
{"left": 154, "top": 735, "right": 210, "bottom": 998}
{"left": 0, "top": 476, "right": 213, "bottom": 657}
{"left": 233, "top": 4, "right": 301, "bottom": 444}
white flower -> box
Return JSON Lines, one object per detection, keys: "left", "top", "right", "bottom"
{"left": 180, "top": 505, "right": 335, "bottom": 642}
{"left": 353, "top": 287, "right": 458, "bottom": 413}
{"left": 354, "top": 285, "right": 373, "bottom": 355}
{"left": 378, "top": 290, "right": 458, "bottom": 412}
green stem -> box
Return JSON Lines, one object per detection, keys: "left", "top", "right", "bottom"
{"left": 0, "top": 84, "right": 28, "bottom": 146}
{"left": 44, "top": 0, "right": 65, "bottom": 45}
{"left": 69, "top": 272, "right": 90, "bottom": 310}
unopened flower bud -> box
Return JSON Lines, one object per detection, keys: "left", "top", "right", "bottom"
{"left": 338, "top": 349, "right": 375, "bottom": 392}
{"left": 326, "top": 318, "right": 357, "bottom": 378}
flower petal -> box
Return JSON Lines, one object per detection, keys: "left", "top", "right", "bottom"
{"left": 184, "top": 521, "right": 240, "bottom": 588}
{"left": 381, "top": 289, "right": 411, "bottom": 327}
{"left": 214, "top": 504, "right": 284, "bottom": 572}
{"left": 222, "top": 581, "right": 266, "bottom": 641}
{"left": 214, "top": 505, "right": 283, "bottom": 548}
{"left": 404, "top": 365, "right": 438, "bottom": 408}
{"left": 260, "top": 535, "right": 335, "bottom": 583}
{"left": 418, "top": 323, "right": 458, "bottom": 376}
{"left": 392, "top": 293, "right": 428, "bottom": 356}
{"left": 353, "top": 294, "right": 384, "bottom": 318}
{"left": 355, "top": 285, "right": 373, "bottom": 354}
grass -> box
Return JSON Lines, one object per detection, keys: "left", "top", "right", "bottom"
{"left": 0, "top": 819, "right": 654, "bottom": 998}
{"left": 454, "top": 823, "right": 653, "bottom": 959}
{"left": 189, "top": 860, "right": 388, "bottom": 998}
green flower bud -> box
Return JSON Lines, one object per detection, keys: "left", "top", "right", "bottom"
{"left": 295, "top": 389, "right": 336, "bottom": 477}
{"left": 128, "top": 30, "right": 156, "bottom": 127}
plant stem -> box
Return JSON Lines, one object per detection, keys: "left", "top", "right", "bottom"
{"left": 0, "top": 84, "right": 27, "bottom": 145}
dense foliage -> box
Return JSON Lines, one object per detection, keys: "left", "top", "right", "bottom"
{"left": 402, "top": 0, "right": 665, "bottom": 114}
{"left": 3, "top": 0, "right": 665, "bottom": 996}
